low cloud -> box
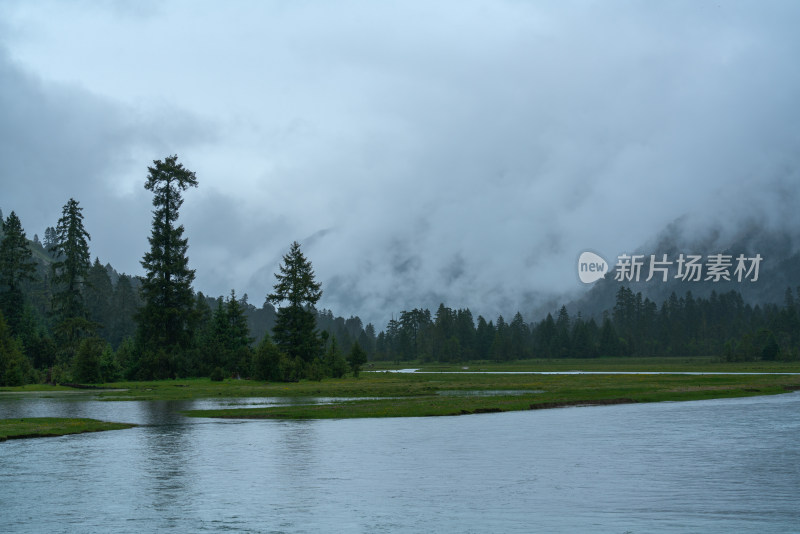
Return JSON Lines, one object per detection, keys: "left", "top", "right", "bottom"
{"left": 2, "top": 1, "right": 799, "bottom": 327}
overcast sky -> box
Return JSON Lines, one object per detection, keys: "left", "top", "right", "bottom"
{"left": 1, "top": 1, "right": 799, "bottom": 326}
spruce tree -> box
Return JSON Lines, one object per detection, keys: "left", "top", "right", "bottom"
{"left": 225, "top": 290, "right": 252, "bottom": 354}
{"left": 50, "top": 199, "right": 92, "bottom": 328}
{"left": 206, "top": 290, "right": 253, "bottom": 376}
{"left": 136, "top": 155, "right": 198, "bottom": 362}
{"left": 268, "top": 241, "right": 323, "bottom": 365}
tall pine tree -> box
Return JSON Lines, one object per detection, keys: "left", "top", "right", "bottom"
{"left": 268, "top": 241, "right": 323, "bottom": 365}
{"left": 136, "top": 155, "right": 198, "bottom": 364}
{"left": 49, "top": 199, "right": 92, "bottom": 338}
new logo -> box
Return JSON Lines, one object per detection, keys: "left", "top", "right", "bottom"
{"left": 578, "top": 251, "right": 608, "bottom": 284}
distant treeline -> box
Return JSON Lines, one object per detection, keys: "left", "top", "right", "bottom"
{"left": 2, "top": 183, "right": 798, "bottom": 388}
{"left": 373, "top": 286, "right": 800, "bottom": 363}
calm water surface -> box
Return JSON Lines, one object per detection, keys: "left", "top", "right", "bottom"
{"left": 1, "top": 392, "right": 799, "bottom": 533}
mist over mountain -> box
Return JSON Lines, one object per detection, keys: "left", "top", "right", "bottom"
{"left": 565, "top": 182, "right": 800, "bottom": 321}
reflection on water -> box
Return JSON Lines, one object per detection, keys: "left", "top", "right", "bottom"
{"left": 2, "top": 392, "right": 800, "bottom": 532}
{"left": 136, "top": 401, "right": 198, "bottom": 526}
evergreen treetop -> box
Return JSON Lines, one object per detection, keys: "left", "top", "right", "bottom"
{"left": 269, "top": 241, "right": 322, "bottom": 308}
{"left": 50, "top": 198, "right": 92, "bottom": 322}
{"left": 268, "top": 241, "right": 323, "bottom": 364}
{"left": 137, "top": 155, "right": 198, "bottom": 357}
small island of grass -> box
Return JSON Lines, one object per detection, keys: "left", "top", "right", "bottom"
{"left": 0, "top": 418, "right": 136, "bottom": 442}
{"left": 181, "top": 368, "right": 800, "bottom": 420}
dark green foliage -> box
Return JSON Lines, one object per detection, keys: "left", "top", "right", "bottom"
{"left": 99, "top": 343, "right": 121, "bottom": 382}
{"left": 210, "top": 367, "right": 225, "bottom": 381}
{"left": 761, "top": 330, "right": 779, "bottom": 361}
{"left": 250, "top": 334, "right": 302, "bottom": 382}
{"left": 571, "top": 315, "right": 598, "bottom": 358}
{"left": 347, "top": 341, "right": 368, "bottom": 377}
{"left": 306, "top": 359, "right": 326, "bottom": 381}
{"left": 475, "top": 316, "right": 494, "bottom": 360}
{"left": 0, "top": 212, "right": 36, "bottom": 290}
{"left": 271, "top": 305, "right": 321, "bottom": 363}
{"left": 197, "top": 290, "right": 254, "bottom": 376}
{"left": 268, "top": 241, "right": 323, "bottom": 367}
{"left": 221, "top": 290, "right": 253, "bottom": 375}
{"left": 245, "top": 300, "right": 277, "bottom": 344}
{"left": 316, "top": 309, "right": 357, "bottom": 355}
{"left": 490, "top": 315, "right": 511, "bottom": 361}
{"left": 50, "top": 199, "right": 91, "bottom": 326}
{"left": 108, "top": 275, "right": 140, "bottom": 347}
{"left": 53, "top": 317, "right": 97, "bottom": 353}
{"left": 84, "top": 258, "right": 113, "bottom": 329}
{"left": 363, "top": 323, "right": 377, "bottom": 357}
{"left": 27, "top": 330, "right": 57, "bottom": 369}
{"left": 399, "top": 308, "right": 431, "bottom": 360}
{"left": 136, "top": 155, "right": 198, "bottom": 359}
{"left": 270, "top": 242, "right": 323, "bottom": 309}
{"left": 226, "top": 291, "right": 252, "bottom": 347}
{"left": 598, "top": 317, "right": 621, "bottom": 356}
{"left": 202, "top": 299, "right": 229, "bottom": 372}
{"left": 136, "top": 349, "right": 173, "bottom": 380}
{"left": 11, "top": 305, "right": 45, "bottom": 362}
{"left": 114, "top": 337, "right": 139, "bottom": 380}
{"left": 0, "top": 212, "right": 37, "bottom": 334}
{"left": 374, "top": 285, "right": 800, "bottom": 363}
{"left": 431, "top": 304, "right": 456, "bottom": 362}
{"left": 251, "top": 335, "right": 282, "bottom": 381}
{"left": 553, "top": 306, "right": 571, "bottom": 358}
{"left": 43, "top": 226, "right": 57, "bottom": 251}
{"left": 324, "top": 335, "right": 348, "bottom": 378}
{"left": 72, "top": 337, "right": 107, "bottom": 384}
{"left": 509, "top": 312, "right": 530, "bottom": 359}
{"left": 0, "top": 310, "right": 33, "bottom": 386}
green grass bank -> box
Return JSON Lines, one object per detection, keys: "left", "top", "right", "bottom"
{"left": 3, "top": 357, "right": 800, "bottom": 420}
{"left": 0, "top": 418, "right": 136, "bottom": 442}
{"left": 180, "top": 371, "right": 800, "bottom": 419}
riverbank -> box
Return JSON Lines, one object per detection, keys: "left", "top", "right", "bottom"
{"left": 3, "top": 357, "right": 800, "bottom": 420}
{"left": 0, "top": 417, "right": 136, "bottom": 442}
{"left": 181, "top": 370, "right": 800, "bottom": 419}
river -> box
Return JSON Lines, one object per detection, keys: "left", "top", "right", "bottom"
{"left": 2, "top": 392, "right": 799, "bottom": 533}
